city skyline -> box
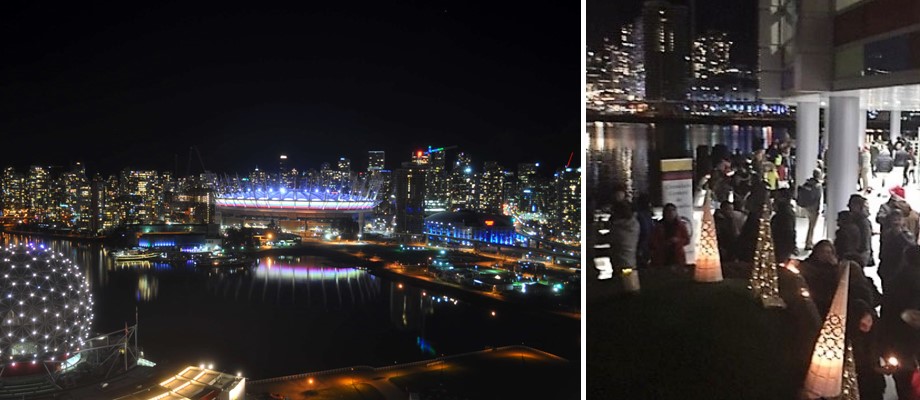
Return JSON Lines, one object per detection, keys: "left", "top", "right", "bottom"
{"left": 0, "top": 2, "right": 578, "bottom": 174}
{"left": 586, "top": 0, "right": 758, "bottom": 69}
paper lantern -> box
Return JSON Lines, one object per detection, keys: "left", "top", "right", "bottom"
{"left": 750, "top": 199, "right": 786, "bottom": 308}
{"left": 693, "top": 193, "right": 723, "bottom": 282}
{"left": 839, "top": 341, "right": 860, "bottom": 400}
{"left": 803, "top": 263, "right": 850, "bottom": 399}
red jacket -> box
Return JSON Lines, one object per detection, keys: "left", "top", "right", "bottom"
{"left": 649, "top": 219, "right": 691, "bottom": 266}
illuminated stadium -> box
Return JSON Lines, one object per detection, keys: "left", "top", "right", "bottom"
{"left": 215, "top": 188, "right": 377, "bottom": 213}
{"left": 215, "top": 186, "right": 380, "bottom": 236}
{"left": 0, "top": 243, "right": 93, "bottom": 376}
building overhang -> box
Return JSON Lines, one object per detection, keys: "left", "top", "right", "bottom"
{"left": 781, "top": 83, "right": 920, "bottom": 110}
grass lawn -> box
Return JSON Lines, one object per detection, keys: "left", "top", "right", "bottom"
{"left": 292, "top": 382, "right": 385, "bottom": 400}
{"left": 390, "top": 352, "right": 579, "bottom": 399}
{"left": 588, "top": 267, "right": 820, "bottom": 400}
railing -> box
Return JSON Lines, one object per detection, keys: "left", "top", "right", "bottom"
{"left": 246, "top": 345, "right": 567, "bottom": 385}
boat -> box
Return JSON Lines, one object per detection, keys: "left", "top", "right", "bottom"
{"left": 112, "top": 249, "right": 158, "bottom": 262}
{"left": 196, "top": 255, "right": 256, "bottom": 269}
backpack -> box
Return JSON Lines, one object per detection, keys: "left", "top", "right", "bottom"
{"left": 797, "top": 182, "right": 819, "bottom": 208}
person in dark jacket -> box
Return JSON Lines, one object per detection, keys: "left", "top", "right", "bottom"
{"left": 736, "top": 180, "right": 769, "bottom": 262}
{"left": 878, "top": 209, "right": 916, "bottom": 294}
{"left": 835, "top": 211, "right": 860, "bottom": 262}
{"left": 798, "top": 169, "right": 823, "bottom": 251}
{"left": 771, "top": 195, "right": 797, "bottom": 262}
{"left": 876, "top": 148, "right": 894, "bottom": 187}
{"left": 633, "top": 193, "right": 655, "bottom": 269}
{"left": 800, "top": 241, "right": 874, "bottom": 319}
{"left": 714, "top": 200, "right": 744, "bottom": 261}
{"left": 801, "top": 241, "right": 884, "bottom": 400}
{"left": 649, "top": 203, "right": 691, "bottom": 267}
{"left": 847, "top": 194, "right": 874, "bottom": 267}
{"left": 879, "top": 245, "right": 920, "bottom": 399}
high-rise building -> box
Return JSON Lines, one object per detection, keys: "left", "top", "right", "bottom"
{"left": 1, "top": 167, "right": 26, "bottom": 218}
{"left": 616, "top": 23, "right": 646, "bottom": 100}
{"left": 424, "top": 149, "right": 449, "bottom": 214}
{"left": 337, "top": 157, "right": 351, "bottom": 172}
{"left": 250, "top": 166, "right": 269, "bottom": 187}
{"left": 411, "top": 150, "right": 429, "bottom": 166}
{"left": 691, "top": 31, "right": 731, "bottom": 81}
{"left": 394, "top": 161, "right": 427, "bottom": 234}
{"left": 641, "top": 0, "right": 690, "bottom": 100}
{"left": 27, "top": 166, "right": 51, "bottom": 219}
{"left": 368, "top": 151, "right": 385, "bottom": 172}
{"left": 122, "top": 170, "right": 160, "bottom": 224}
{"left": 478, "top": 162, "right": 505, "bottom": 214}
{"left": 103, "top": 175, "right": 122, "bottom": 228}
{"left": 553, "top": 167, "right": 581, "bottom": 244}
{"left": 448, "top": 153, "right": 476, "bottom": 210}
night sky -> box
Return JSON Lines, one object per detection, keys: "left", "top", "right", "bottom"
{"left": 0, "top": 2, "right": 579, "bottom": 176}
{"left": 586, "top": 0, "right": 758, "bottom": 70}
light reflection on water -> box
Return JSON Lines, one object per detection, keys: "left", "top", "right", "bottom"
{"left": 586, "top": 122, "right": 789, "bottom": 208}
{"left": 0, "top": 233, "right": 577, "bottom": 378}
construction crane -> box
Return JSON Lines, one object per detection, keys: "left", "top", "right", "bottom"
{"left": 186, "top": 146, "right": 209, "bottom": 178}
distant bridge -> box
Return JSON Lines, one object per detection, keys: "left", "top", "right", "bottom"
{"left": 587, "top": 110, "right": 795, "bottom": 127}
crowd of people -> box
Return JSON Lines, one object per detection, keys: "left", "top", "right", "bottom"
{"left": 594, "top": 137, "right": 920, "bottom": 399}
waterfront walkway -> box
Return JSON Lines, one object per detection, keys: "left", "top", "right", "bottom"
{"left": 247, "top": 345, "right": 574, "bottom": 400}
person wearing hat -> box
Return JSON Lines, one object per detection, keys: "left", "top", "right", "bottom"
{"left": 797, "top": 168, "right": 823, "bottom": 251}
{"left": 835, "top": 210, "right": 861, "bottom": 261}
{"left": 878, "top": 245, "right": 920, "bottom": 398}
{"left": 877, "top": 186, "right": 920, "bottom": 241}
{"left": 847, "top": 194, "right": 874, "bottom": 267}
{"left": 879, "top": 209, "right": 917, "bottom": 294}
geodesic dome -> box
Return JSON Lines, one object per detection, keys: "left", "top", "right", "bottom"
{"left": 0, "top": 243, "right": 93, "bottom": 368}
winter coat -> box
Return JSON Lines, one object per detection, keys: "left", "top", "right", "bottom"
{"left": 877, "top": 151, "right": 894, "bottom": 173}
{"left": 714, "top": 209, "right": 744, "bottom": 261}
{"left": 895, "top": 149, "right": 911, "bottom": 167}
{"left": 879, "top": 228, "right": 916, "bottom": 289}
{"left": 771, "top": 205, "right": 797, "bottom": 262}
{"left": 878, "top": 265, "right": 920, "bottom": 364}
{"left": 635, "top": 210, "right": 655, "bottom": 267}
{"left": 610, "top": 215, "right": 639, "bottom": 268}
{"left": 799, "top": 259, "right": 877, "bottom": 321}
{"left": 877, "top": 199, "right": 920, "bottom": 239}
{"left": 894, "top": 200, "right": 920, "bottom": 240}
{"left": 649, "top": 219, "right": 690, "bottom": 267}
{"left": 852, "top": 213, "right": 874, "bottom": 267}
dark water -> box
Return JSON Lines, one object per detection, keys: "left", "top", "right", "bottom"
{"left": 0, "top": 234, "right": 579, "bottom": 379}
{"left": 586, "top": 122, "right": 791, "bottom": 208}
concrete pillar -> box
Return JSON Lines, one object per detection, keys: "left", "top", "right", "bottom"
{"left": 891, "top": 110, "right": 902, "bottom": 142}
{"left": 825, "top": 95, "right": 861, "bottom": 239}
{"left": 822, "top": 106, "right": 830, "bottom": 153}
{"left": 796, "top": 101, "right": 820, "bottom": 186}
{"left": 358, "top": 212, "right": 365, "bottom": 238}
{"left": 858, "top": 108, "right": 867, "bottom": 146}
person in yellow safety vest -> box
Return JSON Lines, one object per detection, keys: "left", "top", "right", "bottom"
{"left": 764, "top": 162, "right": 778, "bottom": 190}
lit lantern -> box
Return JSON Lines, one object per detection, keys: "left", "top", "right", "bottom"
{"left": 620, "top": 268, "right": 640, "bottom": 293}
{"left": 750, "top": 200, "right": 786, "bottom": 308}
{"left": 803, "top": 262, "right": 851, "bottom": 399}
{"left": 693, "top": 192, "right": 723, "bottom": 283}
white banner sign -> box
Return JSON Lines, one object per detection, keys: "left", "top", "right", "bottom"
{"left": 661, "top": 158, "right": 695, "bottom": 264}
